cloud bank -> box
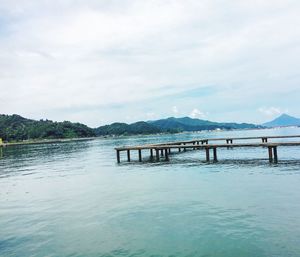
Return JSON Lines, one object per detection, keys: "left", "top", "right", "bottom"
{"left": 0, "top": 0, "right": 299, "bottom": 126}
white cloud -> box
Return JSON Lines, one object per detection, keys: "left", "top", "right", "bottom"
{"left": 258, "top": 107, "right": 288, "bottom": 117}
{"left": 0, "top": 0, "right": 300, "bottom": 125}
{"left": 190, "top": 108, "right": 206, "bottom": 119}
{"left": 146, "top": 112, "right": 156, "bottom": 120}
{"left": 172, "top": 106, "right": 179, "bottom": 115}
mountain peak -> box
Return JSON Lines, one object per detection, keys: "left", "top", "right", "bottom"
{"left": 148, "top": 116, "right": 259, "bottom": 131}
{"left": 263, "top": 113, "right": 300, "bottom": 127}
{"left": 278, "top": 113, "right": 292, "bottom": 118}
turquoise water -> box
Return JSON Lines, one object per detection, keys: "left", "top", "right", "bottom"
{"left": 1, "top": 127, "right": 300, "bottom": 257}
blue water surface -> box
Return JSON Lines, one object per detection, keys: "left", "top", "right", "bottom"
{"left": 0, "top": 127, "right": 300, "bottom": 257}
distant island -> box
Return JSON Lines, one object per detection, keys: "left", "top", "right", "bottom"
{"left": 1, "top": 113, "right": 299, "bottom": 143}
{"left": 263, "top": 114, "right": 300, "bottom": 127}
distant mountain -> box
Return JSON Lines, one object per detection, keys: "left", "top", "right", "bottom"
{"left": 95, "top": 116, "right": 261, "bottom": 136}
{"left": 263, "top": 114, "right": 300, "bottom": 127}
{"left": 94, "top": 121, "right": 165, "bottom": 136}
{"left": 0, "top": 114, "right": 96, "bottom": 142}
{"left": 149, "top": 117, "right": 260, "bottom": 132}
{"left": 0, "top": 114, "right": 263, "bottom": 141}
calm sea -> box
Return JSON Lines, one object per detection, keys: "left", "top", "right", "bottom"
{"left": 1, "top": 127, "right": 300, "bottom": 257}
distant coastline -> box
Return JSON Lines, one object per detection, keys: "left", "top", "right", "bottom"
{"left": 1, "top": 137, "right": 96, "bottom": 147}
{"left": 1, "top": 126, "right": 300, "bottom": 148}
{"left": 1, "top": 113, "right": 299, "bottom": 145}
{"left": 0, "top": 128, "right": 263, "bottom": 147}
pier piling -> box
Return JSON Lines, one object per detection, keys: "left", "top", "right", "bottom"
{"left": 127, "top": 150, "right": 131, "bottom": 162}
{"left": 273, "top": 146, "right": 278, "bottom": 163}
{"left": 160, "top": 149, "right": 164, "bottom": 156}
{"left": 156, "top": 149, "right": 160, "bottom": 161}
{"left": 213, "top": 147, "right": 218, "bottom": 162}
{"left": 205, "top": 147, "right": 210, "bottom": 162}
{"left": 268, "top": 146, "right": 273, "bottom": 163}
{"left": 150, "top": 149, "right": 153, "bottom": 159}
{"left": 117, "top": 150, "right": 120, "bottom": 163}
{"left": 165, "top": 149, "right": 169, "bottom": 161}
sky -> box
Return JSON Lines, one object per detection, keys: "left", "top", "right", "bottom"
{"left": 0, "top": 0, "right": 300, "bottom": 127}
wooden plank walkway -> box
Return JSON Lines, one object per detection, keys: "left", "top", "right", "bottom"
{"left": 115, "top": 135, "right": 300, "bottom": 164}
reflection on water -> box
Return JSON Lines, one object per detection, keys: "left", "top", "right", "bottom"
{"left": 0, "top": 127, "right": 300, "bottom": 257}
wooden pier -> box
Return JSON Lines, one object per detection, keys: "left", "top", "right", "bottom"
{"left": 115, "top": 135, "right": 300, "bottom": 164}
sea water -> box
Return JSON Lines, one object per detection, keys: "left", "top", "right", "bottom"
{"left": 1, "top": 127, "right": 300, "bottom": 257}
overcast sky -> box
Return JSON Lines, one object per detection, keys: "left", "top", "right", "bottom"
{"left": 0, "top": 0, "right": 299, "bottom": 127}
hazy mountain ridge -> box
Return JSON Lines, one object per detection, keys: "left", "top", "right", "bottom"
{"left": 95, "top": 116, "right": 261, "bottom": 136}
{"left": 149, "top": 117, "right": 260, "bottom": 132}
{"left": 94, "top": 121, "right": 165, "bottom": 136}
{"left": 3, "top": 113, "right": 292, "bottom": 142}
{"left": 263, "top": 114, "right": 300, "bottom": 127}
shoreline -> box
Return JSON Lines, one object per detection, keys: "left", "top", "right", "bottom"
{"left": 1, "top": 137, "right": 97, "bottom": 147}
{"left": 0, "top": 127, "right": 293, "bottom": 148}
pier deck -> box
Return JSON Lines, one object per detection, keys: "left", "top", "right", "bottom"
{"left": 115, "top": 135, "right": 300, "bottom": 164}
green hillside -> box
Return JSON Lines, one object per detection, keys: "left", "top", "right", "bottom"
{"left": 94, "top": 117, "right": 261, "bottom": 136}
{"left": 0, "top": 114, "right": 263, "bottom": 142}
{"left": 0, "top": 114, "right": 96, "bottom": 142}
{"left": 149, "top": 117, "right": 260, "bottom": 131}
{"left": 94, "top": 121, "right": 164, "bottom": 136}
